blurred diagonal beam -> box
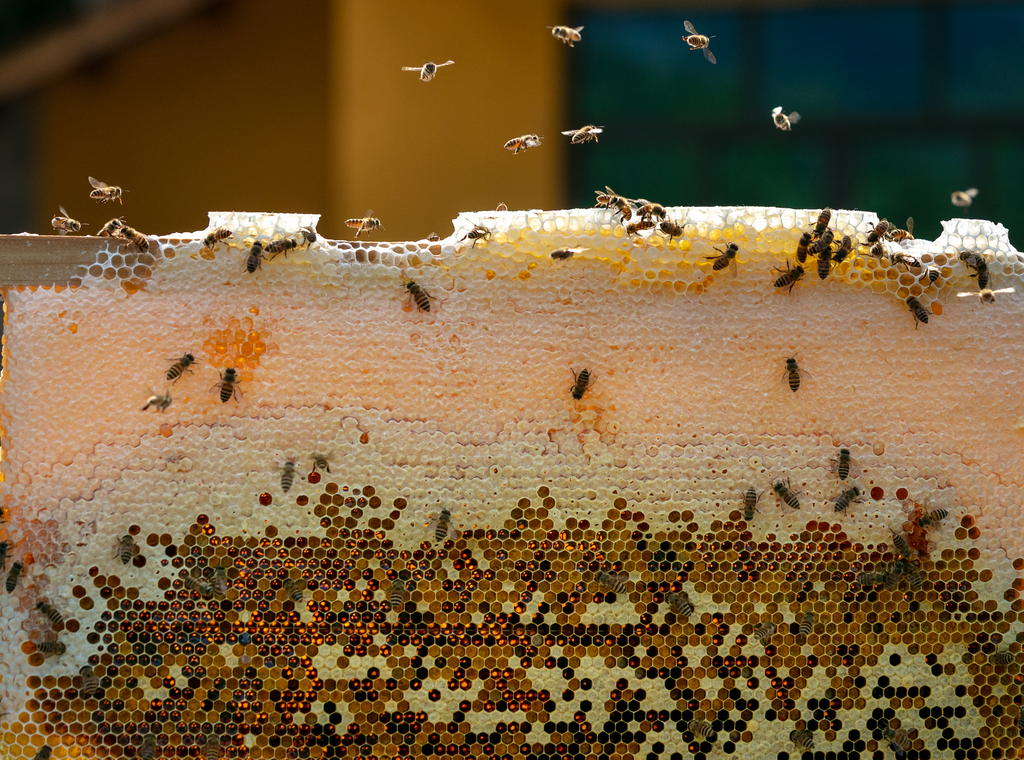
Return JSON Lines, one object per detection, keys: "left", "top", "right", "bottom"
{"left": 0, "top": 0, "right": 221, "bottom": 104}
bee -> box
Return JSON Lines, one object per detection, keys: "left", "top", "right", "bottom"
{"left": 682, "top": 20, "right": 716, "bottom": 63}
{"left": 212, "top": 566, "right": 229, "bottom": 598}
{"left": 790, "top": 730, "right": 814, "bottom": 750}
{"left": 570, "top": 367, "right": 592, "bottom": 400}
{"left": 182, "top": 573, "right": 213, "bottom": 599}
{"left": 388, "top": 580, "right": 408, "bottom": 611}
{"left": 115, "top": 535, "right": 135, "bottom": 564}
{"left": 753, "top": 621, "right": 775, "bottom": 645}
{"left": 0, "top": 541, "right": 11, "bottom": 571}
{"left": 907, "top": 567, "right": 923, "bottom": 591}
{"left": 773, "top": 261, "right": 804, "bottom": 294}
{"left": 1018, "top": 710, "right": 1024, "bottom": 733}
{"left": 97, "top": 217, "right": 125, "bottom": 237}
{"left": 888, "top": 250, "right": 920, "bottom": 271}
{"left": 561, "top": 125, "right": 604, "bottom": 144}
{"left": 772, "top": 478, "right": 801, "bottom": 510}
{"left": 866, "top": 218, "right": 890, "bottom": 245}
{"left": 625, "top": 218, "right": 656, "bottom": 235}
{"left": 816, "top": 245, "right": 833, "bottom": 279}
{"left": 36, "top": 601, "right": 63, "bottom": 627}
{"left": 33, "top": 748, "right": 53, "bottom": 760}
{"left": 957, "top": 287, "right": 1014, "bottom": 304}
{"left": 635, "top": 200, "right": 667, "bottom": 221}
{"left": 795, "top": 232, "right": 812, "bottom": 264}
{"left": 245, "top": 240, "right": 265, "bottom": 274}
{"left": 551, "top": 247, "right": 584, "bottom": 261}
{"left": 923, "top": 265, "right": 941, "bottom": 285}
{"left": 704, "top": 242, "right": 739, "bottom": 276}
{"left": 405, "top": 279, "right": 435, "bottom": 312}
{"left": 548, "top": 25, "right": 584, "bottom": 46}
{"left": 429, "top": 508, "right": 457, "bottom": 543}
{"left": 868, "top": 242, "right": 886, "bottom": 260}
{"left": 51, "top": 205, "right": 84, "bottom": 235}
{"left": 345, "top": 211, "right": 384, "bottom": 237}
{"left": 906, "top": 296, "right": 931, "bottom": 329}
{"left": 832, "top": 235, "right": 854, "bottom": 266}
{"left": 830, "top": 448, "right": 859, "bottom": 480}
{"left": 888, "top": 727, "right": 915, "bottom": 757}
{"left": 665, "top": 590, "right": 694, "bottom": 617}
{"left": 917, "top": 509, "right": 948, "bottom": 528}
{"left": 991, "top": 651, "right": 1015, "bottom": 666}
{"left": 885, "top": 217, "right": 914, "bottom": 243}
{"left": 594, "top": 186, "right": 632, "bottom": 221}
{"left": 883, "top": 561, "right": 904, "bottom": 590}
{"left": 299, "top": 226, "right": 318, "bottom": 248}
{"left": 689, "top": 720, "right": 715, "bottom": 740}
{"left": 798, "top": 612, "right": 814, "bottom": 638}
{"left": 281, "top": 461, "right": 296, "bottom": 492}
{"left": 890, "top": 528, "right": 911, "bottom": 560}
{"left": 166, "top": 353, "right": 196, "bottom": 383}
{"left": 503, "top": 134, "right": 543, "bottom": 154}
{"left": 312, "top": 454, "right": 330, "bottom": 473}
{"left": 495, "top": 202, "right": 508, "bottom": 212}
{"left": 79, "top": 665, "right": 101, "bottom": 699}
{"left": 88, "top": 176, "right": 124, "bottom": 204}
{"left": 216, "top": 367, "right": 239, "bottom": 403}
{"left": 427, "top": 232, "right": 440, "bottom": 242}
{"left": 833, "top": 486, "right": 864, "bottom": 513}
{"left": 201, "top": 734, "right": 223, "bottom": 760}
{"left": 771, "top": 106, "right": 800, "bottom": 131}
{"left": 960, "top": 251, "right": 990, "bottom": 290}
{"left": 856, "top": 571, "right": 885, "bottom": 587}
{"left": 203, "top": 225, "right": 232, "bottom": 251}
{"left": 782, "top": 354, "right": 807, "bottom": 393}
{"left": 951, "top": 188, "right": 979, "bottom": 207}
{"left": 813, "top": 207, "right": 832, "bottom": 238}
{"left": 460, "top": 224, "right": 492, "bottom": 247}
{"left": 139, "top": 736, "right": 157, "bottom": 760}
{"left": 38, "top": 636, "right": 66, "bottom": 657}
{"left": 282, "top": 577, "right": 306, "bottom": 604}
{"left": 742, "top": 487, "right": 761, "bottom": 521}
{"left": 401, "top": 59, "right": 454, "bottom": 81}
{"left": 141, "top": 392, "right": 172, "bottom": 412}
{"left": 659, "top": 220, "right": 683, "bottom": 239}
{"left": 595, "top": 570, "right": 629, "bottom": 596}
{"left": 265, "top": 237, "right": 298, "bottom": 259}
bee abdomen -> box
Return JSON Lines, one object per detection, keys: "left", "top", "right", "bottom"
{"left": 798, "top": 612, "right": 814, "bottom": 638}
{"left": 665, "top": 591, "right": 693, "bottom": 617}
{"left": 281, "top": 462, "right": 296, "bottom": 492}
{"left": 790, "top": 729, "right": 814, "bottom": 750}
{"left": 753, "top": 621, "right": 775, "bottom": 644}
{"left": 689, "top": 720, "right": 714, "bottom": 739}
{"left": 992, "top": 651, "right": 1016, "bottom": 666}
{"left": 36, "top": 601, "right": 63, "bottom": 627}
{"left": 38, "top": 639, "right": 66, "bottom": 657}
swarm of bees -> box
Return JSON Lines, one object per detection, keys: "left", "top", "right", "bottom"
{"left": 401, "top": 60, "right": 454, "bottom": 82}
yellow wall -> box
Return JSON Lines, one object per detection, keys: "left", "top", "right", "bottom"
{"left": 39, "top": 0, "right": 330, "bottom": 239}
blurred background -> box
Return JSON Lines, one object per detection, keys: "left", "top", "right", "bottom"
{"left": 0, "top": 0, "right": 1021, "bottom": 245}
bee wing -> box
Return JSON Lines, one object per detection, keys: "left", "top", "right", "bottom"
{"left": 437, "top": 60, "right": 455, "bottom": 67}
{"left": 58, "top": 205, "right": 68, "bottom": 217}
{"left": 684, "top": 19, "right": 697, "bottom": 34}
{"left": 906, "top": 217, "right": 914, "bottom": 235}
{"left": 561, "top": 129, "right": 579, "bottom": 136}
{"left": 401, "top": 66, "right": 423, "bottom": 71}
{"left": 427, "top": 514, "right": 439, "bottom": 532}
{"left": 88, "top": 176, "right": 109, "bottom": 189}
{"left": 771, "top": 106, "right": 782, "bottom": 116}
{"left": 448, "top": 523, "right": 458, "bottom": 540}
{"left": 967, "top": 187, "right": 979, "bottom": 198}
{"left": 788, "top": 111, "right": 801, "bottom": 124}
{"left": 573, "top": 26, "right": 584, "bottom": 32}
{"left": 703, "top": 48, "right": 717, "bottom": 64}
{"left": 728, "top": 258, "right": 738, "bottom": 277}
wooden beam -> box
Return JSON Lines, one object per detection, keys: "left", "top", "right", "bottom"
{"left": 0, "top": 235, "right": 103, "bottom": 287}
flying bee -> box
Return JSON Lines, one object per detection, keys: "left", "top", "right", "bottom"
{"left": 960, "top": 251, "right": 990, "bottom": 289}
{"left": 923, "top": 265, "right": 941, "bottom": 284}
{"left": 833, "top": 486, "right": 864, "bottom": 513}
{"left": 216, "top": 367, "right": 239, "bottom": 403}
{"left": 548, "top": 25, "right": 584, "bottom": 46}
{"left": 866, "top": 218, "right": 890, "bottom": 245}
{"left": 888, "top": 251, "right": 920, "bottom": 271}
{"left": 561, "top": 124, "right": 604, "bottom": 144}
{"left": 388, "top": 580, "right": 408, "bottom": 611}
{"left": 51, "top": 205, "right": 85, "bottom": 235}
{"left": 795, "top": 232, "right": 812, "bottom": 263}
{"left": 281, "top": 461, "right": 296, "bottom": 492}
{"left": 551, "top": 247, "right": 584, "bottom": 261}
{"left": 689, "top": 720, "right": 715, "bottom": 740}
{"left": 742, "top": 487, "right": 761, "bottom": 521}
{"left": 813, "top": 207, "right": 832, "bottom": 238}
{"left": 401, "top": 59, "right": 454, "bottom": 81}
{"left": 503, "top": 134, "right": 543, "bottom": 154}
{"left": 79, "top": 665, "right": 101, "bottom": 699}
{"left": 753, "top": 621, "right": 775, "bottom": 645}
{"left": 139, "top": 736, "right": 157, "bottom": 760}
{"left": 312, "top": 454, "right": 330, "bottom": 473}
{"left": 659, "top": 220, "right": 683, "bottom": 239}
{"left": 682, "top": 20, "right": 716, "bottom": 63}
{"left": 141, "top": 391, "right": 172, "bottom": 412}
{"left": 790, "top": 730, "right": 814, "bottom": 751}
{"left": 772, "top": 478, "right": 801, "bottom": 510}
{"left": 890, "top": 528, "right": 912, "bottom": 560}
{"left": 635, "top": 200, "right": 667, "bottom": 221}
{"left": 906, "top": 296, "right": 931, "bottom": 329}
{"left": 245, "top": 240, "right": 265, "bottom": 273}
{"left": 97, "top": 217, "right": 124, "bottom": 237}
{"left": 88, "top": 176, "right": 124, "bottom": 204}
{"left": 115, "top": 223, "right": 149, "bottom": 253}
{"left": 495, "top": 202, "right": 508, "bottom": 212}
{"left": 917, "top": 508, "right": 948, "bottom": 528}
{"left": 704, "top": 242, "right": 739, "bottom": 276}
{"left": 771, "top": 106, "right": 800, "bottom": 131}
{"left": 182, "top": 573, "right": 213, "bottom": 599}
{"left": 166, "top": 353, "right": 196, "bottom": 383}
{"left": 625, "top": 218, "right": 656, "bottom": 235}
{"left": 958, "top": 287, "right": 1014, "bottom": 304}
{"left": 203, "top": 225, "right": 232, "bottom": 251}
{"left": 213, "top": 566, "right": 229, "bottom": 598}
{"left": 830, "top": 448, "right": 860, "bottom": 480}
{"left": 665, "top": 590, "right": 694, "bottom": 617}
{"left": 816, "top": 246, "right": 833, "bottom": 279}
{"left": 345, "top": 210, "right": 384, "bottom": 237}
{"left": 782, "top": 354, "right": 808, "bottom": 393}
{"left": 460, "top": 224, "right": 491, "bottom": 247}
{"left": 38, "top": 635, "right": 66, "bottom": 657}
{"left": 884, "top": 217, "right": 914, "bottom": 243}
{"left": 832, "top": 235, "right": 854, "bottom": 266}
{"left": 115, "top": 534, "right": 135, "bottom": 564}
{"left": 427, "top": 232, "right": 440, "bottom": 242}
{"left": 773, "top": 261, "right": 804, "bottom": 294}
{"left": 595, "top": 570, "right": 629, "bottom": 596}
{"left": 798, "top": 612, "right": 814, "bottom": 638}
{"left": 405, "top": 279, "right": 436, "bottom": 312}
{"left": 570, "top": 367, "right": 592, "bottom": 400}
{"left": 951, "top": 188, "right": 979, "bottom": 207}
{"left": 36, "top": 601, "right": 63, "bottom": 627}
{"left": 429, "top": 508, "right": 458, "bottom": 543}
{"left": 299, "top": 226, "right": 317, "bottom": 248}
{"left": 594, "top": 186, "right": 632, "bottom": 221}
{"left": 264, "top": 237, "right": 298, "bottom": 259}
{"left": 282, "top": 577, "right": 306, "bottom": 604}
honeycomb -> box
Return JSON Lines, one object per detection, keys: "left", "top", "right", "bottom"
{"left": 1, "top": 206, "right": 1024, "bottom": 760}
